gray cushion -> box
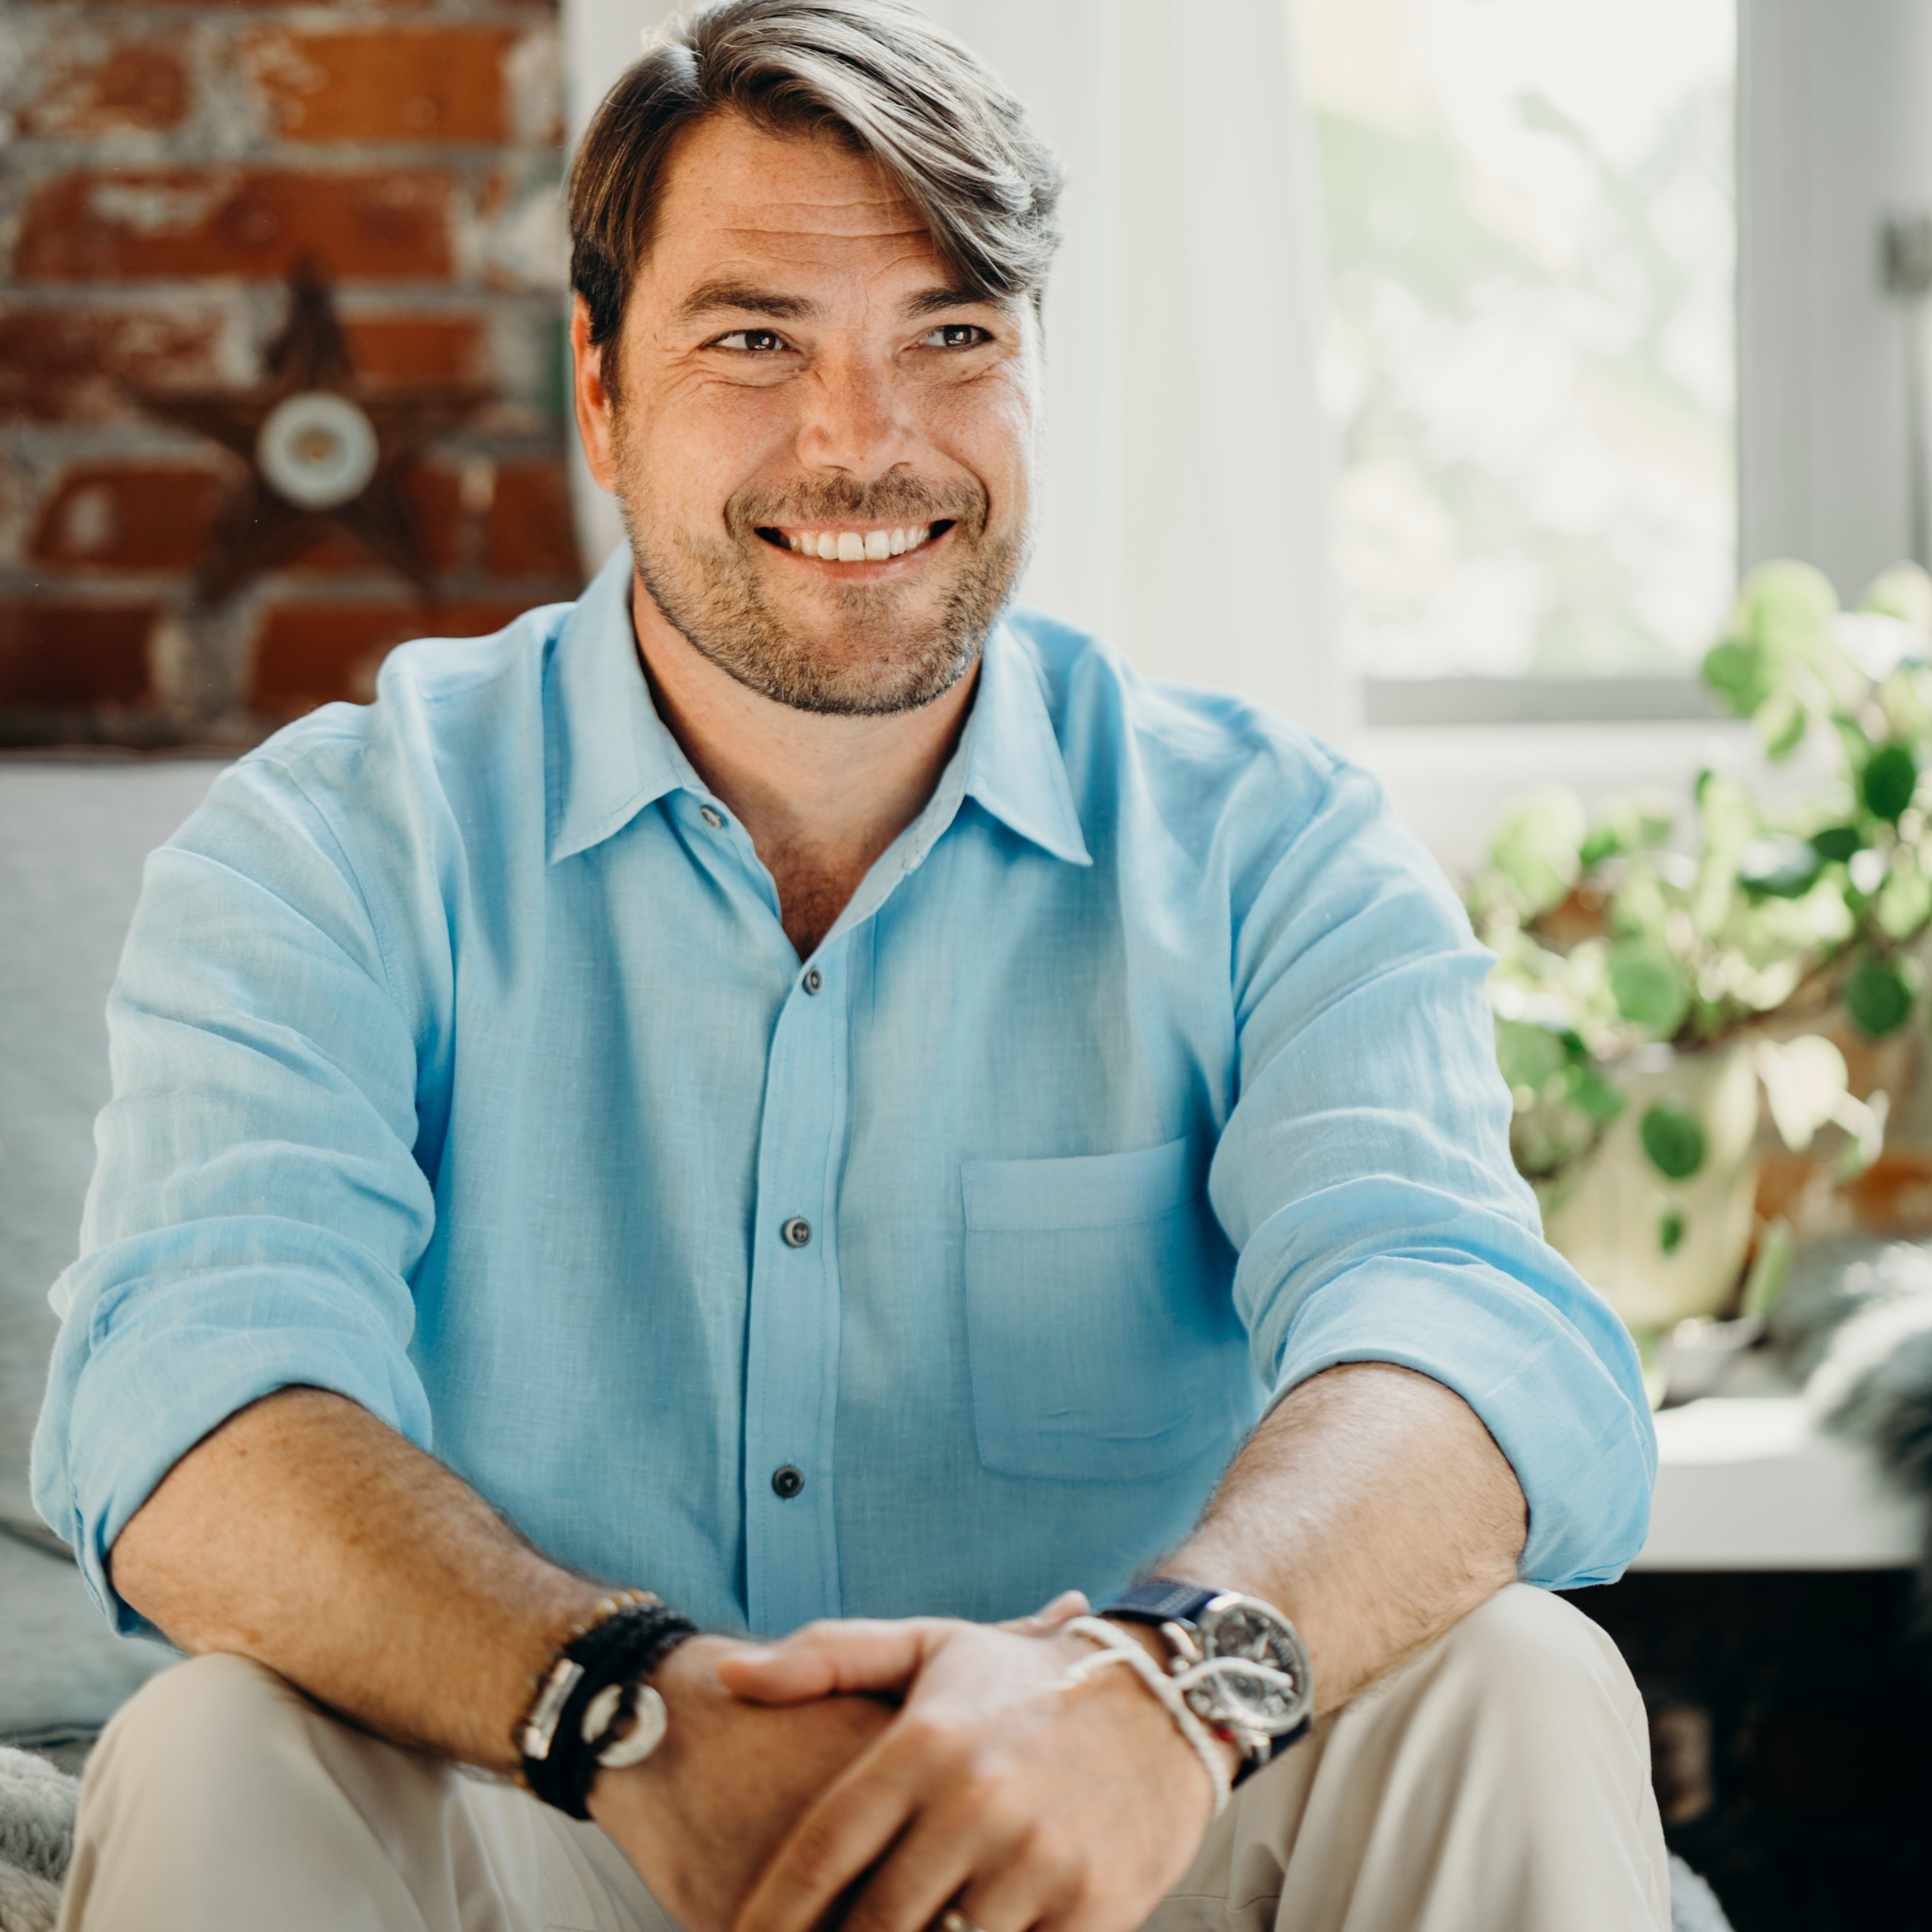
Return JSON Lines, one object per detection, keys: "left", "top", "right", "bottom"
{"left": 0, "top": 760, "right": 223, "bottom": 1741}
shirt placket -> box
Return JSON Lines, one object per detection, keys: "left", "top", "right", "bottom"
{"left": 742, "top": 936, "right": 853, "bottom": 1635}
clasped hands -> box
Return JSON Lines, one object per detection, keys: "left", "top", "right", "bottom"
{"left": 587, "top": 1592, "right": 1225, "bottom": 1932}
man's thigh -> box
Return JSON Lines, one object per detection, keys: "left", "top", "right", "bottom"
{"left": 58, "top": 1651, "right": 666, "bottom": 1932}
{"left": 1144, "top": 1583, "right": 1668, "bottom": 1932}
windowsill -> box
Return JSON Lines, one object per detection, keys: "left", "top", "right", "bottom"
{"left": 1342, "top": 717, "right": 1757, "bottom": 880}
{"left": 1361, "top": 677, "right": 1723, "bottom": 729}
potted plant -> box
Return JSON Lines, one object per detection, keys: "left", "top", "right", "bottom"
{"left": 1469, "top": 559, "right": 1932, "bottom": 1381}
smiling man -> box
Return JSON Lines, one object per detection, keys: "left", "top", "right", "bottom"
{"left": 36, "top": 5, "right": 1665, "bottom": 1931}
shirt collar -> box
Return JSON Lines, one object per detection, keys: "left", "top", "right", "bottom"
{"left": 546, "top": 546, "right": 698, "bottom": 865}
{"left": 546, "top": 547, "right": 1091, "bottom": 870}
{"left": 960, "top": 620, "right": 1092, "bottom": 867}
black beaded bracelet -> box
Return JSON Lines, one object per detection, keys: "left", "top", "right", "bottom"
{"left": 517, "top": 1594, "right": 698, "bottom": 1818}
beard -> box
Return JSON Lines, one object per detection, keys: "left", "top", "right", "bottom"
{"left": 614, "top": 450, "right": 1029, "bottom": 717}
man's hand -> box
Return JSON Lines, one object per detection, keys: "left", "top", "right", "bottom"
{"left": 590, "top": 1593, "right": 1093, "bottom": 1932}
{"left": 588, "top": 1635, "right": 897, "bottom": 1932}
{"left": 715, "top": 1615, "right": 1220, "bottom": 1932}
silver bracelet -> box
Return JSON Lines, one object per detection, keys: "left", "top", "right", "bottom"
{"left": 1060, "top": 1616, "right": 1232, "bottom": 1817}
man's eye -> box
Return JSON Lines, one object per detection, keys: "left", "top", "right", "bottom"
{"left": 920, "top": 324, "right": 990, "bottom": 349}
{"left": 714, "top": 330, "right": 791, "bottom": 353}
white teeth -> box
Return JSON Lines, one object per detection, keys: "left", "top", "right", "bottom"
{"left": 786, "top": 525, "right": 934, "bottom": 559}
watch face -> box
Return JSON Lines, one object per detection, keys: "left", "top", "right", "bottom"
{"left": 1186, "top": 1594, "right": 1312, "bottom": 1738}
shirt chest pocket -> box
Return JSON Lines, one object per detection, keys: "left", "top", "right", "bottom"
{"left": 961, "top": 1136, "right": 1247, "bottom": 1482}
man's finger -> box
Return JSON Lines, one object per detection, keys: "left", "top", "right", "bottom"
{"left": 717, "top": 1619, "right": 940, "bottom": 1704}
{"left": 995, "top": 1590, "right": 1089, "bottom": 1635}
{"left": 833, "top": 1809, "right": 981, "bottom": 1932}
{"left": 731, "top": 1747, "right": 924, "bottom": 1932}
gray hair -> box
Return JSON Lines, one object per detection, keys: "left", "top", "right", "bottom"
{"left": 567, "top": 0, "right": 1063, "bottom": 395}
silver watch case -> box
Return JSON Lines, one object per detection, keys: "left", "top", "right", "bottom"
{"left": 1164, "top": 1591, "right": 1313, "bottom": 1744}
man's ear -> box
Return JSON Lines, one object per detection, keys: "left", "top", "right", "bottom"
{"left": 570, "top": 294, "right": 620, "bottom": 494}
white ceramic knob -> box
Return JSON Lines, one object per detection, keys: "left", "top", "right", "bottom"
{"left": 256, "top": 390, "right": 379, "bottom": 509}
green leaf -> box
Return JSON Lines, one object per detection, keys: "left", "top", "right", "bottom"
{"left": 1876, "top": 856, "right": 1932, "bottom": 940}
{"left": 1702, "top": 638, "right": 1774, "bottom": 718}
{"left": 1847, "top": 955, "right": 1915, "bottom": 1036}
{"left": 1641, "top": 1101, "right": 1706, "bottom": 1180}
{"left": 1495, "top": 1020, "right": 1567, "bottom": 1094}
{"left": 1811, "top": 824, "right": 1864, "bottom": 863}
{"left": 1486, "top": 787, "right": 1587, "bottom": 919}
{"left": 1860, "top": 561, "right": 1932, "bottom": 633}
{"left": 1565, "top": 1065, "right": 1626, "bottom": 1125}
{"left": 1738, "top": 833, "right": 1823, "bottom": 899}
{"left": 1607, "top": 940, "right": 1691, "bottom": 1035}
{"left": 1658, "top": 1208, "right": 1687, "bottom": 1255}
{"left": 1861, "top": 743, "right": 1920, "bottom": 822}
{"left": 1734, "top": 559, "right": 1840, "bottom": 655}
{"left": 1741, "top": 1218, "right": 1797, "bottom": 1319}
{"left": 1579, "top": 791, "right": 1677, "bottom": 868}
{"left": 1755, "top": 690, "right": 1809, "bottom": 759}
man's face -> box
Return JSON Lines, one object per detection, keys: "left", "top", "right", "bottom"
{"left": 577, "top": 111, "right": 1039, "bottom": 717}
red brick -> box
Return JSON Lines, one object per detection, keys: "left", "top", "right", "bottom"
{"left": 340, "top": 314, "right": 486, "bottom": 385}
{"left": 13, "top": 169, "right": 455, "bottom": 283}
{"left": 15, "top": 42, "right": 190, "bottom": 136}
{"left": 0, "top": 307, "right": 226, "bottom": 422}
{"left": 0, "top": 602, "right": 155, "bottom": 707}
{"left": 26, "top": 0, "right": 454, "bottom": 9}
{"left": 250, "top": 597, "right": 530, "bottom": 713}
{"left": 486, "top": 460, "right": 579, "bottom": 578}
{"left": 29, "top": 464, "right": 228, "bottom": 572}
{"left": 245, "top": 29, "right": 517, "bottom": 144}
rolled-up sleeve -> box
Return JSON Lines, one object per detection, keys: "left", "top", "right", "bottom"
{"left": 30, "top": 748, "right": 436, "bottom": 1632}
{"left": 1211, "top": 758, "right": 1654, "bottom": 1589}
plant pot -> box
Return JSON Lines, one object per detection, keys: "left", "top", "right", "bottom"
{"left": 1536, "top": 1038, "right": 1761, "bottom": 1335}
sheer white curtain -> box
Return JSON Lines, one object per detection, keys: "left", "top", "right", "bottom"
{"left": 560, "top": 0, "right": 1342, "bottom": 733}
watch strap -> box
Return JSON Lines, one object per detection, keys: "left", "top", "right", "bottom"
{"left": 1099, "top": 1577, "right": 1314, "bottom": 1783}
{"left": 1096, "top": 1576, "right": 1220, "bottom": 1626}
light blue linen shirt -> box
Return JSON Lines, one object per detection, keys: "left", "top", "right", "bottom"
{"left": 35, "top": 548, "right": 1654, "bottom": 1639}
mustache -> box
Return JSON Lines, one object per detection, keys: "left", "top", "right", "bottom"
{"left": 727, "top": 476, "right": 987, "bottom": 535}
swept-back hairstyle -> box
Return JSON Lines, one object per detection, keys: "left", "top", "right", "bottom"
{"left": 566, "top": 0, "right": 1063, "bottom": 396}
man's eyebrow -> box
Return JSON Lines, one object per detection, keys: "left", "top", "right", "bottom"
{"left": 902, "top": 284, "right": 1014, "bottom": 319}
{"left": 674, "top": 280, "right": 822, "bottom": 325}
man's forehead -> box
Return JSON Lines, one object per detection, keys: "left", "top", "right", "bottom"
{"left": 657, "top": 111, "right": 930, "bottom": 249}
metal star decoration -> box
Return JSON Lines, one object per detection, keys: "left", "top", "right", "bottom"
{"left": 134, "top": 257, "right": 491, "bottom": 606}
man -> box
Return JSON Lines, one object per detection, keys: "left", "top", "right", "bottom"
{"left": 35, "top": 3, "right": 1665, "bottom": 1928}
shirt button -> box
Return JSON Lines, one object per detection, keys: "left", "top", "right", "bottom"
{"left": 802, "top": 967, "right": 823, "bottom": 995}
{"left": 782, "top": 1216, "right": 812, "bottom": 1248}
{"left": 699, "top": 805, "right": 724, "bottom": 829}
{"left": 771, "top": 1465, "right": 805, "bottom": 1500}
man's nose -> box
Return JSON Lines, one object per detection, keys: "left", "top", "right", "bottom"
{"left": 795, "top": 349, "right": 914, "bottom": 480}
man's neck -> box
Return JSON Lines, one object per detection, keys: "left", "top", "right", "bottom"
{"left": 630, "top": 578, "right": 980, "bottom": 959}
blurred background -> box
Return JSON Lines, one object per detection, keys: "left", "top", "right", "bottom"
{"left": 13, "top": 4, "right": 1932, "bottom": 1928}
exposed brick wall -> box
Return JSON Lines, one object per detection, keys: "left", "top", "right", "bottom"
{"left": 0, "top": 0, "right": 584, "bottom": 747}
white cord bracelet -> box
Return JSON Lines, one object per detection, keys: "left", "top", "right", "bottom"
{"left": 1060, "top": 1616, "right": 1233, "bottom": 1817}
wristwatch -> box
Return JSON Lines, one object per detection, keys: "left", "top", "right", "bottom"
{"left": 1098, "top": 1577, "right": 1314, "bottom": 1781}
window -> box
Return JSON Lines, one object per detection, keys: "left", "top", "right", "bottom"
{"left": 1296, "top": 0, "right": 1737, "bottom": 722}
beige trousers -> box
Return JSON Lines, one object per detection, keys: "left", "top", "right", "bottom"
{"left": 56, "top": 1585, "right": 1667, "bottom": 1932}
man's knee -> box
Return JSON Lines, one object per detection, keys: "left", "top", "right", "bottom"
{"left": 1390, "top": 1582, "right": 1650, "bottom": 1779}
{"left": 1436, "top": 1583, "right": 1640, "bottom": 1710}
{"left": 90, "top": 1652, "right": 313, "bottom": 1791}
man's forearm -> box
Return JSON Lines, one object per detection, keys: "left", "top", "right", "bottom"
{"left": 1165, "top": 1361, "right": 1527, "bottom": 1716}
{"left": 111, "top": 1386, "right": 607, "bottom": 1770}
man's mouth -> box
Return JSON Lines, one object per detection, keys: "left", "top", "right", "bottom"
{"left": 756, "top": 522, "right": 953, "bottom": 563}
